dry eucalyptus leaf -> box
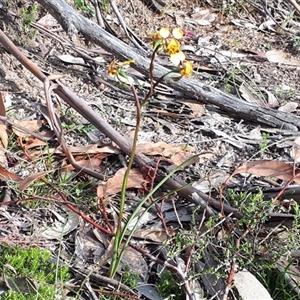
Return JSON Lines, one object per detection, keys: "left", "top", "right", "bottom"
{"left": 0, "top": 166, "right": 22, "bottom": 182}
{"left": 265, "top": 90, "right": 279, "bottom": 107}
{"left": 20, "top": 169, "right": 56, "bottom": 191}
{"left": 4, "top": 274, "right": 37, "bottom": 294}
{"left": 136, "top": 141, "right": 194, "bottom": 156}
{"left": 278, "top": 102, "right": 298, "bottom": 113}
{"left": 191, "top": 8, "right": 217, "bottom": 25}
{"left": 132, "top": 229, "right": 168, "bottom": 243}
{"left": 41, "top": 206, "right": 80, "bottom": 239}
{"left": 259, "top": 19, "right": 277, "bottom": 32}
{"left": 13, "top": 120, "right": 44, "bottom": 138}
{"left": 178, "top": 100, "right": 206, "bottom": 118}
{"left": 228, "top": 160, "right": 300, "bottom": 185}
{"left": 126, "top": 209, "right": 155, "bottom": 231}
{"left": 61, "top": 155, "right": 105, "bottom": 173}
{"left": 97, "top": 167, "right": 151, "bottom": 197}
{"left": 74, "top": 225, "right": 106, "bottom": 266}
{"left": 136, "top": 285, "right": 164, "bottom": 300}
{"left": 0, "top": 92, "right": 8, "bottom": 149}
{"left": 36, "top": 13, "right": 59, "bottom": 29}
{"left": 121, "top": 247, "right": 148, "bottom": 280}
{"left": 58, "top": 55, "right": 85, "bottom": 65}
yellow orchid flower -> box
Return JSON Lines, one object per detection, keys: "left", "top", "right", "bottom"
{"left": 179, "top": 60, "right": 193, "bottom": 78}
{"left": 152, "top": 27, "right": 170, "bottom": 50}
{"left": 107, "top": 59, "right": 135, "bottom": 77}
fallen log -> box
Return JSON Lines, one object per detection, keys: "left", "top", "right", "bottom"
{"left": 37, "top": 0, "right": 300, "bottom": 130}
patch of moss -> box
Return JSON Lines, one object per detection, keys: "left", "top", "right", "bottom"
{"left": 0, "top": 244, "right": 71, "bottom": 299}
{"left": 157, "top": 270, "right": 184, "bottom": 300}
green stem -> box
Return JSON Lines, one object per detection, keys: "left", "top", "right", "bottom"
{"left": 109, "top": 86, "right": 140, "bottom": 277}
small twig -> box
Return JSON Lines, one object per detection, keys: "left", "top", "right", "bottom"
{"left": 107, "top": 0, "right": 147, "bottom": 50}
{"left": 172, "top": 196, "right": 183, "bottom": 229}
{"left": 43, "top": 179, "right": 113, "bottom": 235}
{"left": 73, "top": 267, "right": 137, "bottom": 295}
{"left": 185, "top": 210, "right": 207, "bottom": 273}
{"left": 84, "top": 281, "right": 98, "bottom": 300}
{"left": 222, "top": 259, "right": 236, "bottom": 300}
{"left": 273, "top": 171, "right": 300, "bottom": 202}
{"left": 94, "top": 0, "right": 105, "bottom": 28}
{"left": 199, "top": 213, "right": 233, "bottom": 239}
{"left": 97, "top": 197, "right": 114, "bottom": 233}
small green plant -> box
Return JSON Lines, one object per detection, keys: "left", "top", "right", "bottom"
{"left": 100, "top": 0, "right": 109, "bottom": 12}
{"left": 73, "top": 0, "right": 94, "bottom": 15}
{"left": 121, "top": 266, "right": 140, "bottom": 288}
{"left": 0, "top": 244, "right": 71, "bottom": 299}
{"left": 256, "top": 264, "right": 300, "bottom": 300}
{"left": 20, "top": 5, "right": 38, "bottom": 31}
{"left": 224, "top": 66, "right": 241, "bottom": 94}
{"left": 259, "top": 132, "right": 270, "bottom": 155}
{"left": 291, "top": 36, "right": 300, "bottom": 55}
{"left": 275, "top": 86, "right": 297, "bottom": 99}
{"left": 62, "top": 122, "right": 96, "bottom": 134}
{"left": 157, "top": 270, "right": 184, "bottom": 300}
{"left": 153, "top": 186, "right": 300, "bottom": 299}
{"left": 224, "top": 190, "right": 297, "bottom": 268}
{"left": 228, "top": 39, "right": 242, "bottom": 47}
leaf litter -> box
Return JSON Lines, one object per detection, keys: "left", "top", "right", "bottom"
{"left": 0, "top": 0, "right": 300, "bottom": 299}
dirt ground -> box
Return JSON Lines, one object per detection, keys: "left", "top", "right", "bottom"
{"left": 0, "top": 0, "right": 300, "bottom": 299}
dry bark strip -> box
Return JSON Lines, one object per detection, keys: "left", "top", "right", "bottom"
{"left": 37, "top": 0, "right": 300, "bottom": 131}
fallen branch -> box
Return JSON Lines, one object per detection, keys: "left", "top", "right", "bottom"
{"left": 36, "top": 0, "right": 300, "bottom": 130}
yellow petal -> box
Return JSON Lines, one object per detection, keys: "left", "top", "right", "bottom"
{"left": 120, "top": 60, "right": 135, "bottom": 67}
{"left": 107, "top": 60, "right": 117, "bottom": 77}
{"left": 170, "top": 51, "right": 186, "bottom": 65}
{"left": 172, "top": 28, "right": 184, "bottom": 39}
{"left": 180, "top": 60, "right": 193, "bottom": 77}
{"left": 159, "top": 27, "right": 170, "bottom": 39}
{"left": 166, "top": 38, "right": 181, "bottom": 55}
